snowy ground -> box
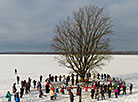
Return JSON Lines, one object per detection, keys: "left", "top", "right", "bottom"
{"left": 0, "top": 55, "right": 138, "bottom": 102}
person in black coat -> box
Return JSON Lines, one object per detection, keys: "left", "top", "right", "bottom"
{"left": 17, "top": 76, "right": 20, "bottom": 84}
{"left": 33, "top": 80, "right": 37, "bottom": 89}
{"left": 104, "top": 74, "right": 106, "bottom": 80}
{"left": 20, "top": 86, "right": 24, "bottom": 98}
{"left": 130, "top": 83, "right": 133, "bottom": 94}
{"left": 91, "top": 88, "right": 95, "bottom": 99}
{"left": 51, "top": 76, "right": 54, "bottom": 82}
{"left": 117, "top": 84, "right": 121, "bottom": 95}
{"left": 15, "top": 69, "right": 17, "bottom": 74}
{"left": 101, "top": 73, "right": 103, "bottom": 80}
{"left": 70, "top": 91, "right": 74, "bottom": 102}
{"left": 12, "top": 83, "right": 17, "bottom": 93}
{"left": 108, "top": 85, "right": 112, "bottom": 98}
{"left": 55, "top": 75, "right": 57, "bottom": 82}
{"left": 100, "top": 88, "right": 105, "bottom": 100}
{"left": 40, "top": 75, "right": 43, "bottom": 82}
{"left": 28, "top": 77, "right": 31, "bottom": 86}
{"left": 97, "top": 73, "right": 100, "bottom": 80}
{"left": 79, "top": 87, "right": 82, "bottom": 102}
{"left": 123, "top": 85, "right": 126, "bottom": 95}
{"left": 95, "top": 88, "right": 100, "bottom": 101}
{"left": 76, "top": 74, "right": 78, "bottom": 85}
{"left": 104, "top": 84, "right": 107, "bottom": 93}
{"left": 59, "top": 75, "right": 62, "bottom": 82}
{"left": 45, "top": 80, "right": 50, "bottom": 93}
{"left": 71, "top": 74, "right": 74, "bottom": 85}
{"left": 76, "top": 85, "right": 80, "bottom": 95}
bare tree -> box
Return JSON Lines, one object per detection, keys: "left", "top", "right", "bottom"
{"left": 51, "top": 5, "right": 113, "bottom": 81}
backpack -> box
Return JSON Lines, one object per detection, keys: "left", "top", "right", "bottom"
{"left": 6, "top": 94, "right": 9, "bottom": 98}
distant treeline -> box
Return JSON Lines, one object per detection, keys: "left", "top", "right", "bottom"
{"left": 0, "top": 51, "right": 138, "bottom": 55}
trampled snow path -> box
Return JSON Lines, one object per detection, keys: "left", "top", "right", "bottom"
{"left": 0, "top": 55, "right": 138, "bottom": 102}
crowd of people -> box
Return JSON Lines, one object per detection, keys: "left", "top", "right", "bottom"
{"left": 5, "top": 69, "right": 133, "bottom": 102}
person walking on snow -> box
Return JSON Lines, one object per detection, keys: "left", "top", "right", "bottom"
{"left": 40, "top": 75, "right": 43, "bottom": 82}
{"left": 55, "top": 75, "right": 57, "bottom": 82}
{"left": 33, "top": 80, "right": 37, "bottom": 89}
{"left": 20, "top": 86, "right": 24, "bottom": 98}
{"left": 130, "top": 83, "right": 133, "bottom": 94}
{"left": 15, "top": 69, "right": 17, "bottom": 74}
{"left": 12, "top": 83, "right": 17, "bottom": 93}
{"left": 6, "top": 91, "right": 12, "bottom": 102}
{"left": 17, "top": 76, "right": 20, "bottom": 84}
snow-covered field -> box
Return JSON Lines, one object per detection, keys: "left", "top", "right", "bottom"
{"left": 0, "top": 55, "right": 138, "bottom": 102}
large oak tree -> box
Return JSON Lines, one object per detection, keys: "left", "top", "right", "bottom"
{"left": 51, "top": 5, "right": 113, "bottom": 81}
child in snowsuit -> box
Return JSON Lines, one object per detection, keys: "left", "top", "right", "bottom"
{"left": 54, "top": 92, "right": 57, "bottom": 99}
{"left": 6, "top": 91, "right": 12, "bottom": 102}
{"left": 50, "top": 89, "right": 55, "bottom": 100}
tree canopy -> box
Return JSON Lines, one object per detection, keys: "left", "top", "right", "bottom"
{"left": 51, "top": 5, "right": 113, "bottom": 80}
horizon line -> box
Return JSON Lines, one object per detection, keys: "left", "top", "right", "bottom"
{"left": 0, "top": 51, "right": 138, "bottom": 55}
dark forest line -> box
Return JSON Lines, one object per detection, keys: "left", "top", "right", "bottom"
{"left": 0, "top": 51, "right": 138, "bottom": 55}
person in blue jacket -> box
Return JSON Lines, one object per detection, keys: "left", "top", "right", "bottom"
{"left": 14, "top": 92, "right": 20, "bottom": 102}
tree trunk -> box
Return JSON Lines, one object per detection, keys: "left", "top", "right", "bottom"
{"left": 80, "top": 75, "right": 85, "bottom": 82}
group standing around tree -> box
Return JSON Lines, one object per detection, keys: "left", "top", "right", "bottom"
{"left": 6, "top": 70, "right": 134, "bottom": 102}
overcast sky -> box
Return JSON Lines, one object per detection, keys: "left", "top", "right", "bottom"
{"left": 0, "top": 0, "right": 137, "bottom": 52}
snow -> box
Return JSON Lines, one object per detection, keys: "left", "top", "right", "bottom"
{"left": 0, "top": 55, "right": 138, "bottom": 102}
